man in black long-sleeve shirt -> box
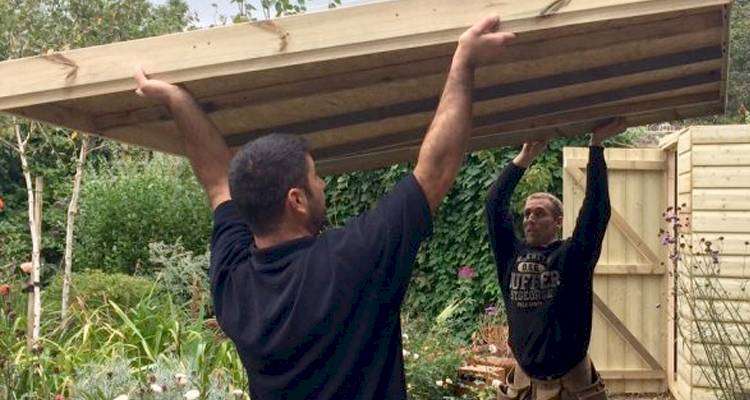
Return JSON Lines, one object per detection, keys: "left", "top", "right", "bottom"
{"left": 486, "top": 119, "right": 625, "bottom": 400}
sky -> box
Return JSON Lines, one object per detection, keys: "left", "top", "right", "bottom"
{"left": 151, "top": 0, "right": 379, "bottom": 27}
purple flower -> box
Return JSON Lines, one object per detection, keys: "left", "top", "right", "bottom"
{"left": 457, "top": 266, "right": 476, "bottom": 280}
{"left": 660, "top": 232, "right": 672, "bottom": 246}
{"left": 485, "top": 306, "right": 498, "bottom": 316}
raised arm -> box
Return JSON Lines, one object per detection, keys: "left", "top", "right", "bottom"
{"left": 134, "top": 67, "right": 232, "bottom": 210}
{"left": 413, "top": 16, "right": 515, "bottom": 213}
{"left": 571, "top": 118, "right": 625, "bottom": 252}
{"left": 485, "top": 141, "right": 546, "bottom": 261}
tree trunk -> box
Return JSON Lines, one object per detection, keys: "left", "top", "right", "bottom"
{"left": 61, "top": 135, "right": 90, "bottom": 321}
{"left": 15, "top": 119, "right": 42, "bottom": 351}
{"left": 30, "top": 177, "right": 43, "bottom": 348}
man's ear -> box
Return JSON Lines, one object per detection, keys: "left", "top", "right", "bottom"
{"left": 287, "top": 187, "right": 308, "bottom": 214}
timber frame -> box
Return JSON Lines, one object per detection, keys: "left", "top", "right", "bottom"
{"left": 0, "top": 0, "right": 732, "bottom": 174}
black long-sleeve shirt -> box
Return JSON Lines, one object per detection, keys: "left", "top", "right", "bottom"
{"left": 485, "top": 146, "right": 611, "bottom": 379}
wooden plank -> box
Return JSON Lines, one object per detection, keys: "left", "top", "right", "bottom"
{"left": 103, "top": 68, "right": 721, "bottom": 157}
{"left": 4, "top": 104, "right": 97, "bottom": 133}
{"left": 678, "top": 129, "right": 693, "bottom": 155}
{"left": 679, "top": 298, "right": 750, "bottom": 324}
{"left": 693, "top": 188, "right": 750, "bottom": 211}
{"left": 673, "top": 374, "right": 692, "bottom": 400}
{"left": 0, "top": 0, "right": 730, "bottom": 110}
{"left": 596, "top": 264, "right": 665, "bottom": 275}
{"left": 688, "top": 343, "right": 750, "bottom": 368}
{"left": 685, "top": 234, "right": 750, "bottom": 255}
{"left": 677, "top": 349, "right": 695, "bottom": 383}
{"left": 108, "top": 42, "right": 727, "bottom": 137}
{"left": 690, "top": 125, "right": 750, "bottom": 144}
{"left": 601, "top": 370, "right": 666, "bottom": 380}
{"left": 659, "top": 129, "right": 685, "bottom": 150}
{"left": 624, "top": 170, "right": 645, "bottom": 394}
{"left": 90, "top": 13, "right": 725, "bottom": 128}
{"left": 644, "top": 163, "right": 667, "bottom": 393}
{"left": 567, "top": 166, "right": 661, "bottom": 265}
{"left": 65, "top": 8, "right": 726, "bottom": 117}
{"left": 678, "top": 151, "right": 693, "bottom": 174}
{"left": 320, "top": 89, "right": 718, "bottom": 160}
{"left": 314, "top": 102, "right": 721, "bottom": 175}
{"left": 678, "top": 171, "right": 693, "bottom": 195}
{"left": 222, "top": 66, "right": 722, "bottom": 146}
{"left": 666, "top": 150, "right": 678, "bottom": 393}
{"left": 718, "top": 1, "right": 731, "bottom": 114}
{"left": 692, "top": 143, "right": 750, "bottom": 166}
{"left": 566, "top": 159, "right": 665, "bottom": 170}
{"left": 686, "top": 320, "right": 750, "bottom": 347}
{"left": 691, "top": 277, "right": 750, "bottom": 300}
{"left": 692, "top": 166, "right": 750, "bottom": 188}
{"left": 593, "top": 292, "right": 664, "bottom": 371}
{"left": 689, "top": 255, "right": 750, "bottom": 278}
{"left": 103, "top": 125, "right": 184, "bottom": 156}
{"left": 607, "top": 168, "right": 629, "bottom": 391}
{"left": 692, "top": 211, "right": 750, "bottom": 233}
{"left": 678, "top": 192, "right": 692, "bottom": 213}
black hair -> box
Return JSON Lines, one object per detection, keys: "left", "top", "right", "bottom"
{"left": 228, "top": 134, "right": 309, "bottom": 235}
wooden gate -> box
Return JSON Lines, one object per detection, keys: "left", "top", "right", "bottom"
{"left": 563, "top": 147, "right": 668, "bottom": 393}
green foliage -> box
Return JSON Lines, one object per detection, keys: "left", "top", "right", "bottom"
{"left": 0, "top": 0, "right": 194, "bottom": 60}
{"left": 689, "top": 0, "right": 750, "bottom": 124}
{"left": 325, "top": 136, "right": 604, "bottom": 337}
{"left": 0, "top": 0, "right": 194, "bottom": 270}
{"left": 227, "top": 0, "right": 339, "bottom": 21}
{"left": 45, "top": 270, "right": 161, "bottom": 318}
{"left": 403, "top": 317, "right": 464, "bottom": 400}
{"left": 149, "top": 241, "right": 210, "bottom": 307}
{"left": 0, "top": 277, "right": 246, "bottom": 399}
{"left": 75, "top": 155, "right": 212, "bottom": 274}
{"left": 728, "top": 0, "right": 750, "bottom": 119}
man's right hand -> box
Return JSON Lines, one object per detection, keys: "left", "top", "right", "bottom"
{"left": 513, "top": 140, "right": 547, "bottom": 168}
{"left": 134, "top": 66, "right": 189, "bottom": 107}
{"left": 454, "top": 16, "right": 516, "bottom": 68}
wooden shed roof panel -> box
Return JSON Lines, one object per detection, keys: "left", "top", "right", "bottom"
{"left": 0, "top": 0, "right": 732, "bottom": 175}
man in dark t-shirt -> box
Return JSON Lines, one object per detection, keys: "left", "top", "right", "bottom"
{"left": 133, "top": 16, "right": 516, "bottom": 400}
{"left": 486, "top": 119, "right": 625, "bottom": 400}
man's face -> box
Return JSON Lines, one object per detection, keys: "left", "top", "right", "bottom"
{"left": 523, "top": 197, "right": 562, "bottom": 247}
{"left": 304, "top": 155, "right": 327, "bottom": 234}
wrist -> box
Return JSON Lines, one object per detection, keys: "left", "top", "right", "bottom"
{"left": 452, "top": 45, "right": 475, "bottom": 71}
{"left": 512, "top": 153, "right": 532, "bottom": 168}
{"left": 166, "top": 88, "right": 193, "bottom": 109}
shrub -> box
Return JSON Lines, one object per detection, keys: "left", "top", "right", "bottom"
{"left": 45, "top": 270, "right": 161, "bottom": 317}
{"left": 149, "top": 241, "right": 210, "bottom": 315}
{"left": 75, "top": 154, "right": 212, "bottom": 274}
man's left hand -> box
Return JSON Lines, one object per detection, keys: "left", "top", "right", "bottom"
{"left": 591, "top": 117, "right": 627, "bottom": 146}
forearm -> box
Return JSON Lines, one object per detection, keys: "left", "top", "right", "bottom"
{"left": 168, "top": 92, "right": 232, "bottom": 208}
{"left": 572, "top": 146, "right": 611, "bottom": 242}
{"left": 413, "top": 51, "right": 474, "bottom": 211}
{"left": 486, "top": 162, "right": 524, "bottom": 244}
{"left": 487, "top": 162, "right": 525, "bottom": 213}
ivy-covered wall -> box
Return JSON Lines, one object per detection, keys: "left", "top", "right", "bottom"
{"left": 325, "top": 137, "right": 594, "bottom": 335}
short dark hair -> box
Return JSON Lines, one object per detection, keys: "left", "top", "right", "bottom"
{"left": 228, "top": 134, "right": 309, "bottom": 235}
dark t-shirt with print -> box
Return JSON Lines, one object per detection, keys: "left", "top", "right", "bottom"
{"left": 209, "top": 174, "right": 432, "bottom": 400}
{"left": 485, "top": 146, "right": 611, "bottom": 379}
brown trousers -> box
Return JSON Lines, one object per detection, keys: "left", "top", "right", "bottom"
{"left": 497, "top": 356, "right": 607, "bottom": 400}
